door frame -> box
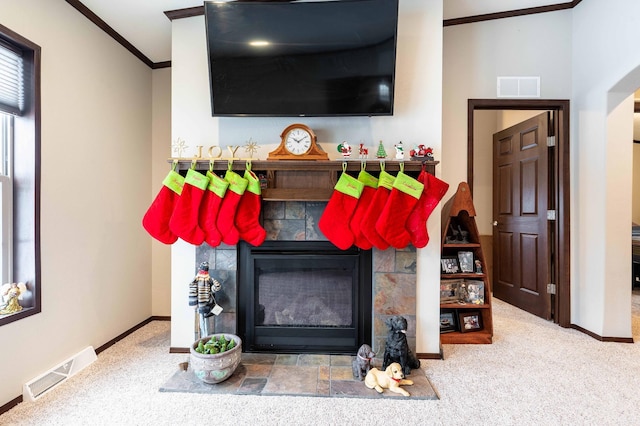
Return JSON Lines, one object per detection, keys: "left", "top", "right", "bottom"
{"left": 467, "top": 99, "right": 570, "bottom": 327}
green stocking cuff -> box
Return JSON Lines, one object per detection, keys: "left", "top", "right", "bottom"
{"left": 163, "top": 170, "right": 185, "bottom": 195}
{"left": 206, "top": 171, "right": 229, "bottom": 198}
{"left": 378, "top": 170, "right": 395, "bottom": 190}
{"left": 225, "top": 170, "right": 249, "bottom": 195}
{"left": 185, "top": 169, "right": 210, "bottom": 190}
{"left": 392, "top": 171, "right": 424, "bottom": 199}
{"left": 244, "top": 170, "right": 262, "bottom": 195}
{"left": 334, "top": 172, "right": 364, "bottom": 199}
{"left": 357, "top": 170, "right": 378, "bottom": 188}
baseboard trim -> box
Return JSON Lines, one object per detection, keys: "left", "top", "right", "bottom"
{"left": 571, "top": 324, "right": 635, "bottom": 343}
{"left": 416, "top": 351, "right": 443, "bottom": 360}
{"left": 0, "top": 396, "right": 22, "bottom": 417}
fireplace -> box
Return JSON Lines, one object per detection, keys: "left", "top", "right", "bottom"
{"left": 237, "top": 241, "right": 372, "bottom": 354}
{"left": 185, "top": 200, "right": 418, "bottom": 356}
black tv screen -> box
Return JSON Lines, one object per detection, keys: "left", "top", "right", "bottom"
{"left": 204, "top": 0, "right": 399, "bottom": 117}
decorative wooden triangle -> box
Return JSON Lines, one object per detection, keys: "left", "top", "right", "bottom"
{"left": 442, "top": 181, "right": 476, "bottom": 218}
{"left": 441, "top": 182, "right": 477, "bottom": 241}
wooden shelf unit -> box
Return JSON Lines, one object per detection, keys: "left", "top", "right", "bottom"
{"left": 169, "top": 159, "right": 438, "bottom": 202}
{"left": 440, "top": 182, "right": 493, "bottom": 344}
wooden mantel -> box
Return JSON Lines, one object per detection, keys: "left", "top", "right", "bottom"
{"left": 169, "top": 159, "right": 439, "bottom": 201}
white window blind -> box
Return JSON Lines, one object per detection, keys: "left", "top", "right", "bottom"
{"left": 0, "top": 41, "right": 24, "bottom": 115}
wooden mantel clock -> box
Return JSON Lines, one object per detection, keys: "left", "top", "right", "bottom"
{"left": 268, "top": 123, "right": 329, "bottom": 160}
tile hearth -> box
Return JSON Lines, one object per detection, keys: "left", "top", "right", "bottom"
{"left": 160, "top": 353, "right": 438, "bottom": 400}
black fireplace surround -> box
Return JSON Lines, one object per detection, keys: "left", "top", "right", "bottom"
{"left": 237, "top": 241, "right": 372, "bottom": 354}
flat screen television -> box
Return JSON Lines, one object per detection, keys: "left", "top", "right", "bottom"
{"left": 204, "top": 0, "right": 399, "bottom": 117}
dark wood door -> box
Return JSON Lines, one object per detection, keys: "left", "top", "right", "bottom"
{"left": 492, "top": 112, "right": 551, "bottom": 319}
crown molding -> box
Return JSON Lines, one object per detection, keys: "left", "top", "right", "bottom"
{"left": 65, "top": 0, "right": 169, "bottom": 69}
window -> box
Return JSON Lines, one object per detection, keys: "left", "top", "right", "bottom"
{"left": 0, "top": 113, "right": 13, "bottom": 284}
{"left": 0, "top": 24, "right": 40, "bottom": 326}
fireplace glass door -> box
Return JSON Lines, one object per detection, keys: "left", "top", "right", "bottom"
{"left": 238, "top": 241, "right": 371, "bottom": 354}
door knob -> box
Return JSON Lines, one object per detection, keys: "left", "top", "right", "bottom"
{"left": 492, "top": 221, "right": 498, "bottom": 226}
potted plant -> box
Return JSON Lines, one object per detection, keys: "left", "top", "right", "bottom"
{"left": 189, "top": 334, "right": 242, "bottom": 384}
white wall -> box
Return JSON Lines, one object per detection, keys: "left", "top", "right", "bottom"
{"left": 443, "top": 11, "right": 573, "bottom": 202}
{"left": 570, "top": 0, "right": 640, "bottom": 338}
{"left": 151, "top": 68, "right": 172, "bottom": 316}
{"left": 445, "top": 3, "right": 639, "bottom": 338}
{"left": 0, "top": 0, "right": 153, "bottom": 406}
{"left": 633, "top": 114, "right": 640, "bottom": 224}
{"left": 170, "top": 0, "right": 444, "bottom": 354}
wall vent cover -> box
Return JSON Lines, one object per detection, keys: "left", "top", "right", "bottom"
{"left": 23, "top": 346, "right": 97, "bottom": 401}
{"left": 497, "top": 76, "right": 540, "bottom": 98}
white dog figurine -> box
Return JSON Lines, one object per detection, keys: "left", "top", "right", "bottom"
{"left": 364, "top": 362, "right": 414, "bottom": 397}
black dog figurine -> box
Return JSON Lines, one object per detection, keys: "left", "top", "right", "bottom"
{"left": 352, "top": 344, "right": 376, "bottom": 381}
{"left": 382, "top": 315, "right": 420, "bottom": 376}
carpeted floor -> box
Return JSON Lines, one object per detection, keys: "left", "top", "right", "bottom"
{"left": 160, "top": 352, "right": 438, "bottom": 399}
{"left": 1, "top": 293, "right": 640, "bottom": 425}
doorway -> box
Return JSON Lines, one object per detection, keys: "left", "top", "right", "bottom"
{"left": 467, "top": 99, "right": 571, "bottom": 327}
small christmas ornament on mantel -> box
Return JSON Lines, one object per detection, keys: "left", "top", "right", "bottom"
{"left": 375, "top": 140, "right": 387, "bottom": 159}
{"left": 337, "top": 141, "right": 352, "bottom": 158}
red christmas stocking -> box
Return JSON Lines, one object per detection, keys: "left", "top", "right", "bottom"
{"left": 142, "top": 169, "right": 184, "bottom": 244}
{"left": 318, "top": 170, "right": 364, "bottom": 250}
{"left": 375, "top": 171, "right": 424, "bottom": 249}
{"left": 217, "top": 169, "right": 248, "bottom": 246}
{"left": 405, "top": 170, "right": 449, "bottom": 248}
{"left": 169, "top": 168, "right": 210, "bottom": 245}
{"left": 236, "top": 169, "right": 267, "bottom": 246}
{"left": 349, "top": 170, "right": 378, "bottom": 249}
{"left": 199, "top": 170, "right": 229, "bottom": 247}
{"left": 360, "top": 170, "right": 395, "bottom": 250}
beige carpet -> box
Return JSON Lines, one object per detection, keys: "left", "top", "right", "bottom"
{"left": 2, "top": 294, "right": 640, "bottom": 425}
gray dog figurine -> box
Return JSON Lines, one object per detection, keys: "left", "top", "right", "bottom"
{"left": 352, "top": 344, "right": 376, "bottom": 380}
{"left": 382, "top": 315, "right": 421, "bottom": 376}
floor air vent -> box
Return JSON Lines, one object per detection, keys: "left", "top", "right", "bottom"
{"left": 23, "top": 346, "right": 97, "bottom": 401}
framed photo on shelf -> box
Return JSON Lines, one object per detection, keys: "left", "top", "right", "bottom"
{"left": 440, "top": 279, "right": 463, "bottom": 304}
{"left": 440, "top": 309, "right": 458, "bottom": 333}
{"left": 464, "top": 280, "right": 485, "bottom": 305}
{"left": 440, "top": 256, "right": 460, "bottom": 274}
{"left": 457, "top": 251, "right": 474, "bottom": 273}
{"left": 458, "top": 310, "right": 483, "bottom": 333}
{"left": 474, "top": 259, "right": 484, "bottom": 274}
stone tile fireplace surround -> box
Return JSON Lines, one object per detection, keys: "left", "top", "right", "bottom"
{"left": 190, "top": 200, "right": 418, "bottom": 355}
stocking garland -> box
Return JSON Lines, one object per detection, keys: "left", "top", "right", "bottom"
{"left": 349, "top": 168, "right": 378, "bottom": 250}
{"left": 318, "top": 163, "right": 364, "bottom": 250}
{"left": 375, "top": 166, "right": 424, "bottom": 249}
{"left": 169, "top": 167, "right": 210, "bottom": 245}
{"left": 235, "top": 166, "right": 267, "bottom": 247}
{"left": 199, "top": 167, "right": 230, "bottom": 247}
{"left": 360, "top": 167, "right": 395, "bottom": 250}
{"left": 217, "top": 166, "right": 249, "bottom": 246}
{"left": 142, "top": 165, "right": 184, "bottom": 244}
{"left": 405, "top": 168, "right": 449, "bottom": 248}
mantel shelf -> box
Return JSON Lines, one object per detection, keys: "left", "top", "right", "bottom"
{"left": 168, "top": 158, "right": 439, "bottom": 173}
{"left": 166, "top": 158, "right": 440, "bottom": 202}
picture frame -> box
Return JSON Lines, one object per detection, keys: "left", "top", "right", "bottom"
{"left": 440, "top": 309, "right": 458, "bottom": 333}
{"left": 440, "top": 256, "right": 460, "bottom": 274}
{"left": 440, "top": 279, "right": 463, "bottom": 304}
{"left": 458, "top": 311, "right": 483, "bottom": 333}
{"left": 464, "top": 280, "right": 485, "bottom": 305}
{"left": 457, "top": 251, "right": 474, "bottom": 273}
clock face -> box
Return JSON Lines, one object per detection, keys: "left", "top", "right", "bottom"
{"left": 284, "top": 128, "right": 312, "bottom": 155}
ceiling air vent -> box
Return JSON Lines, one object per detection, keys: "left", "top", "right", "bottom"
{"left": 497, "top": 76, "right": 540, "bottom": 98}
